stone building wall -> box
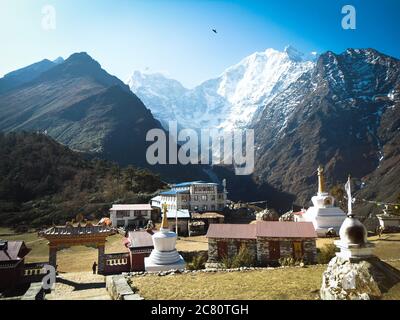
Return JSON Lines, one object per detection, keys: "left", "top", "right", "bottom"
{"left": 208, "top": 237, "right": 317, "bottom": 265}
{"left": 303, "top": 239, "right": 317, "bottom": 264}
{"left": 256, "top": 237, "right": 317, "bottom": 265}
{"left": 280, "top": 240, "right": 293, "bottom": 258}
{"left": 207, "top": 238, "right": 256, "bottom": 263}
{"left": 256, "top": 238, "right": 269, "bottom": 265}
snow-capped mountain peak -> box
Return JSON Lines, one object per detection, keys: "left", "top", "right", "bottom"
{"left": 127, "top": 46, "right": 316, "bottom": 130}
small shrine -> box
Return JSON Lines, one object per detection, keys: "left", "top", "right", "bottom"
{"left": 144, "top": 204, "right": 185, "bottom": 272}
{"left": 320, "top": 176, "right": 400, "bottom": 300}
{"left": 295, "top": 166, "right": 346, "bottom": 237}
{"left": 377, "top": 205, "right": 400, "bottom": 233}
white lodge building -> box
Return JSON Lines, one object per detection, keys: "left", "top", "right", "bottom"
{"left": 151, "top": 181, "right": 227, "bottom": 213}
{"left": 109, "top": 204, "right": 153, "bottom": 228}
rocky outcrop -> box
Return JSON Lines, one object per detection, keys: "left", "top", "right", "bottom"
{"left": 321, "top": 256, "right": 400, "bottom": 300}
{"left": 256, "top": 209, "right": 279, "bottom": 221}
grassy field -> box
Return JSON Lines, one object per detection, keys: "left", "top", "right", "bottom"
{"left": 132, "top": 233, "right": 400, "bottom": 300}
{"left": 133, "top": 260, "right": 400, "bottom": 300}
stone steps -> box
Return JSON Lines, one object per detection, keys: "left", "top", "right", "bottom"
{"left": 45, "top": 272, "right": 112, "bottom": 300}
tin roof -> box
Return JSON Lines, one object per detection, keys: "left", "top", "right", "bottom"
{"left": 160, "top": 190, "right": 190, "bottom": 195}
{"left": 172, "top": 181, "right": 206, "bottom": 187}
{"left": 256, "top": 222, "right": 317, "bottom": 238}
{"left": 206, "top": 224, "right": 257, "bottom": 239}
{"left": 206, "top": 222, "right": 317, "bottom": 239}
{"left": 166, "top": 209, "right": 191, "bottom": 219}
{"left": 127, "top": 231, "right": 154, "bottom": 249}
{"left": 110, "top": 204, "right": 152, "bottom": 211}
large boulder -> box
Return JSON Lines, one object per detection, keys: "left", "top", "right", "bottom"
{"left": 321, "top": 256, "right": 400, "bottom": 300}
{"left": 256, "top": 209, "right": 279, "bottom": 221}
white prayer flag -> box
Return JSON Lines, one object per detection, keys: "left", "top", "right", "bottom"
{"left": 345, "top": 176, "right": 352, "bottom": 215}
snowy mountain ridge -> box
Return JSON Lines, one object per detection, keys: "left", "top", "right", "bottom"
{"left": 127, "top": 46, "right": 316, "bottom": 131}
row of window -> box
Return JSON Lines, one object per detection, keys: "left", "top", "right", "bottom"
{"left": 192, "top": 185, "right": 216, "bottom": 191}
{"left": 163, "top": 194, "right": 224, "bottom": 202}
{"left": 116, "top": 219, "right": 146, "bottom": 227}
{"left": 165, "top": 204, "right": 224, "bottom": 211}
{"left": 115, "top": 210, "right": 150, "bottom": 218}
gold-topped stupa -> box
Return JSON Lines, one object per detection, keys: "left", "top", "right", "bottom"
{"left": 144, "top": 203, "right": 185, "bottom": 271}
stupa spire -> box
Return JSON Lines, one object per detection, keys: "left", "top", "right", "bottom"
{"left": 345, "top": 175, "right": 353, "bottom": 217}
{"left": 318, "top": 165, "right": 326, "bottom": 194}
{"left": 161, "top": 203, "right": 169, "bottom": 229}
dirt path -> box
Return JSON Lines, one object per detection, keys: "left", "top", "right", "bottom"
{"left": 46, "top": 272, "right": 111, "bottom": 300}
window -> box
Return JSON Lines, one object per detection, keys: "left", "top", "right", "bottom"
{"left": 117, "top": 220, "right": 125, "bottom": 227}
{"left": 201, "top": 195, "right": 207, "bottom": 201}
{"left": 211, "top": 205, "right": 216, "bottom": 210}
{"left": 211, "top": 195, "right": 216, "bottom": 201}
{"left": 192, "top": 195, "right": 199, "bottom": 201}
{"left": 116, "top": 211, "right": 129, "bottom": 218}
{"left": 203, "top": 205, "right": 208, "bottom": 211}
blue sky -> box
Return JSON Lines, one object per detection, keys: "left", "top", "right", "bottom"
{"left": 0, "top": 0, "right": 399, "bottom": 88}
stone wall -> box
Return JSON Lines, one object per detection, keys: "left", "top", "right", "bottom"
{"left": 179, "top": 250, "right": 208, "bottom": 263}
{"left": 208, "top": 237, "right": 317, "bottom": 266}
{"left": 207, "top": 238, "right": 256, "bottom": 263}
{"left": 257, "top": 238, "right": 317, "bottom": 265}
{"left": 106, "top": 275, "right": 143, "bottom": 300}
{"left": 304, "top": 239, "right": 317, "bottom": 264}
{"left": 256, "top": 238, "right": 269, "bottom": 265}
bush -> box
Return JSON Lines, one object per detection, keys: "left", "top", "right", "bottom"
{"left": 221, "top": 244, "right": 256, "bottom": 269}
{"left": 317, "top": 243, "right": 338, "bottom": 264}
{"left": 278, "top": 257, "right": 305, "bottom": 267}
{"left": 232, "top": 244, "right": 256, "bottom": 268}
{"left": 187, "top": 254, "right": 207, "bottom": 270}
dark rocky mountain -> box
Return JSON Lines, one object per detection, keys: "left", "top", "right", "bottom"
{"left": 252, "top": 48, "right": 400, "bottom": 215}
{"left": 0, "top": 52, "right": 209, "bottom": 182}
{"left": 0, "top": 58, "right": 61, "bottom": 94}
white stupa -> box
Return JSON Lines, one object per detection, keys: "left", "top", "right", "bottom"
{"left": 296, "top": 166, "right": 347, "bottom": 237}
{"left": 334, "top": 176, "right": 374, "bottom": 259}
{"left": 144, "top": 204, "right": 185, "bottom": 272}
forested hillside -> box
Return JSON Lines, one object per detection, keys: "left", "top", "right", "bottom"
{"left": 0, "top": 132, "right": 166, "bottom": 228}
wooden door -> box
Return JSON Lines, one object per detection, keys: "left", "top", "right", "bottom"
{"left": 217, "top": 241, "right": 228, "bottom": 259}
{"left": 293, "top": 241, "right": 303, "bottom": 259}
{"left": 269, "top": 241, "right": 280, "bottom": 260}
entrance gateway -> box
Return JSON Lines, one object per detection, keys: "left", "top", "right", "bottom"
{"left": 39, "top": 224, "right": 116, "bottom": 274}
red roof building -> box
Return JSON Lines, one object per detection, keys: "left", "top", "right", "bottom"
{"left": 206, "top": 221, "right": 317, "bottom": 267}
{"left": 124, "top": 231, "right": 154, "bottom": 272}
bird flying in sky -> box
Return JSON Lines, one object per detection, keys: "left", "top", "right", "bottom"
{"left": 212, "top": 28, "right": 217, "bottom": 34}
